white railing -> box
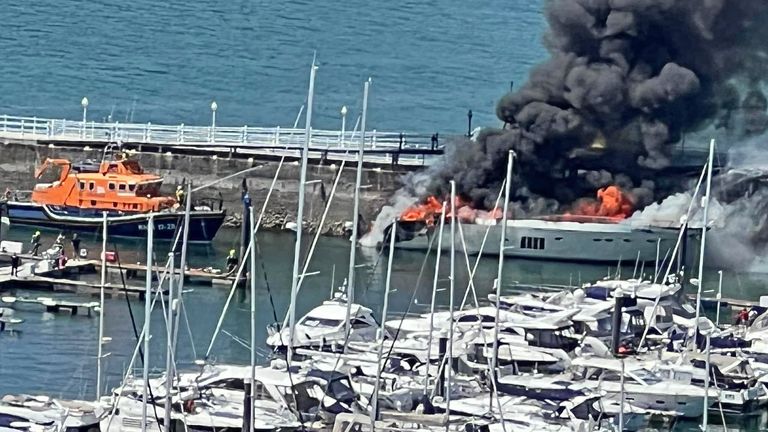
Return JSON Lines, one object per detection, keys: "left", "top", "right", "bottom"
{"left": 0, "top": 114, "right": 445, "bottom": 167}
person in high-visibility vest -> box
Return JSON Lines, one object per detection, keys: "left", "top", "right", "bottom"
{"left": 175, "top": 186, "right": 186, "bottom": 207}
{"left": 225, "top": 249, "right": 238, "bottom": 273}
{"left": 30, "top": 231, "right": 42, "bottom": 256}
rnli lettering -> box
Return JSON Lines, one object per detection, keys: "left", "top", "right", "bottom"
{"left": 138, "top": 223, "right": 177, "bottom": 231}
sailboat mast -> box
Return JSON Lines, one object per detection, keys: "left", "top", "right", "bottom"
{"left": 248, "top": 206, "right": 257, "bottom": 432}
{"left": 446, "top": 180, "right": 456, "bottom": 431}
{"left": 288, "top": 59, "right": 318, "bottom": 364}
{"left": 490, "top": 151, "right": 514, "bottom": 409}
{"left": 372, "top": 219, "right": 396, "bottom": 423}
{"left": 171, "top": 184, "right": 192, "bottom": 364}
{"left": 694, "top": 139, "right": 715, "bottom": 328}
{"left": 424, "top": 203, "right": 447, "bottom": 396}
{"left": 96, "top": 211, "right": 108, "bottom": 399}
{"left": 163, "top": 251, "right": 175, "bottom": 432}
{"left": 344, "top": 78, "right": 370, "bottom": 346}
{"left": 141, "top": 214, "right": 154, "bottom": 432}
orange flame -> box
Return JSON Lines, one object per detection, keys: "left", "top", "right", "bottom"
{"left": 400, "top": 196, "right": 506, "bottom": 224}
{"left": 567, "top": 185, "right": 634, "bottom": 221}
{"left": 400, "top": 196, "right": 444, "bottom": 222}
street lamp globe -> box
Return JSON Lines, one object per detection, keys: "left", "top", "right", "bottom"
{"left": 340, "top": 105, "right": 348, "bottom": 116}
{"left": 210, "top": 101, "right": 218, "bottom": 112}
{"left": 81, "top": 97, "right": 89, "bottom": 108}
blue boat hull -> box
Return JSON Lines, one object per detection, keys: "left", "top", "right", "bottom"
{"left": 4, "top": 202, "right": 225, "bottom": 242}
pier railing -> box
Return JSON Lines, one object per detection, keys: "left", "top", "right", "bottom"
{"left": 0, "top": 114, "right": 446, "bottom": 166}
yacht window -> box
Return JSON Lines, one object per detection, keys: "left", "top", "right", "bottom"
{"left": 300, "top": 317, "right": 343, "bottom": 328}
{"left": 623, "top": 239, "right": 631, "bottom": 243}
{"left": 604, "top": 238, "right": 613, "bottom": 242}
{"left": 672, "top": 371, "right": 693, "bottom": 383}
{"left": 133, "top": 203, "right": 139, "bottom": 210}
{"left": 88, "top": 182, "right": 95, "bottom": 191}
{"left": 630, "top": 369, "right": 662, "bottom": 385}
{"left": 108, "top": 182, "right": 115, "bottom": 191}
{"left": 520, "top": 236, "right": 545, "bottom": 250}
{"left": 128, "top": 184, "right": 136, "bottom": 192}
{"left": 79, "top": 181, "right": 85, "bottom": 190}
{"left": 0, "top": 414, "right": 28, "bottom": 428}
{"left": 118, "top": 183, "right": 127, "bottom": 191}
{"left": 209, "top": 378, "right": 245, "bottom": 390}
{"left": 136, "top": 182, "right": 161, "bottom": 197}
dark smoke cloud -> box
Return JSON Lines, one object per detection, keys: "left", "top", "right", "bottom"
{"left": 420, "top": 0, "right": 768, "bottom": 213}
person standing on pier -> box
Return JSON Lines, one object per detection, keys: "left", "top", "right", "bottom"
{"left": 10, "top": 253, "right": 20, "bottom": 277}
{"left": 29, "top": 231, "right": 41, "bottom": 256}
{"left": 71, "top": 233, "right": 81, "bottom": 258}
{"left": 54, "top": 232, "right": 65, "bottom": 249}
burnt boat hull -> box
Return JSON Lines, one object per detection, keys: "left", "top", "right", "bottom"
{"left": 5, "top": 201, "right": 225, "bottom": 242}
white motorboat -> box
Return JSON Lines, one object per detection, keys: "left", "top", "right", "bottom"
{"left": 266, "top": 300, "right": 381, "bottom": 351}
{"left": 0, "top": 395, "right": 100, "bottom": 432}
{"left": 498, "top": 356, "right": 717, "bottom": 418}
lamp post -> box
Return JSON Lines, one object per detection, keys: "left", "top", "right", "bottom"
{"left": 340, "top": 105, "right": 348, "bottom": 146}
{"left": 210, "top": 100, "right": 218, "bottom": 143}
{"left": 81, "top": 97, "right": 89, "bottom": 139}
{"left": 466, "top": 109, "right": 473, "bottom": 137}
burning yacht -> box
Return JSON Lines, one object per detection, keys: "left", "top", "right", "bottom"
{"left": 387, "top": 186, "right": 696, "bottom": 263}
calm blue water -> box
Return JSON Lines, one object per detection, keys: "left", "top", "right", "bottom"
{"left": 0, "top": 0, "right": 546, "bottom": 132}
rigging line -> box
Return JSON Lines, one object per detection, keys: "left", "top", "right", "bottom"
{"left": 253, "top": 236, "right": 279, "bottom": 323}
{"left": 111, "top": 242, "right": 163, "bottom": 427}
{"left": 368, "top": 228, "right": 437, "bottom": 409}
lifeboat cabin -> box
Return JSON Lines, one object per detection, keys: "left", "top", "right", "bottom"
{"left": 32, "top": 158, "right": 176, "bottom": 214}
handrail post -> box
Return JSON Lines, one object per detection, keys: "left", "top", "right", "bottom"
{"left": 242, "top": 125, "right": 247, "bottom": 145}
{"left": 179, "top": 123, "right": 185, "bottom": 143}
{"left": 144, "top": 123, "right": 149, "bottom": 143}
{"left": 2, "top": 115, "right": 6, "bottom": 133}
{"left": 20, "top": 119, "right": 25, "bottom": 136}
{"left": 32, "top": 117, "right": 37, "bottom": 136}
{"left": 47, "top": 120, "right": 53, "bottom": 137}
{"left": 114, "top": 121, "right": 120, "bottom": 142}
{"left": 275, "top": 126, "right": 280, "bottom": 146}
{"left": 372, "top": 129, "right": 377, "bottom": 149}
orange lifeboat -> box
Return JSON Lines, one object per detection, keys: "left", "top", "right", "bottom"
{"left": 31, "top": 157, "right": 177, "bottom": 212}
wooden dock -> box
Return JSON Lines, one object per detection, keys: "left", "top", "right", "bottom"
{"left": 0, "top": 259, "right": 155, "bottom": 298}
{"left": 94, "top": 261, "right": 242, "bottom": 287}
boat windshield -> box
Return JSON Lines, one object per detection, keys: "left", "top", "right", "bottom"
{"left": 135, "top": 181, "right": 162, "bottom": 197}
{"left": 628, "top": 368, "right": 662, "bottom": 385}
{"left": 300, "top": 317, "right": 343, "bottom": 329}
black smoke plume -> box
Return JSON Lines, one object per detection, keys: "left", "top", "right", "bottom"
{"left": 420, "top": 0, "right": 768, "bottom": 214}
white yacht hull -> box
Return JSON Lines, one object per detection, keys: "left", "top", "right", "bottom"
{"left": 393, "top": 218, "right": 694, "bottom": 263}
